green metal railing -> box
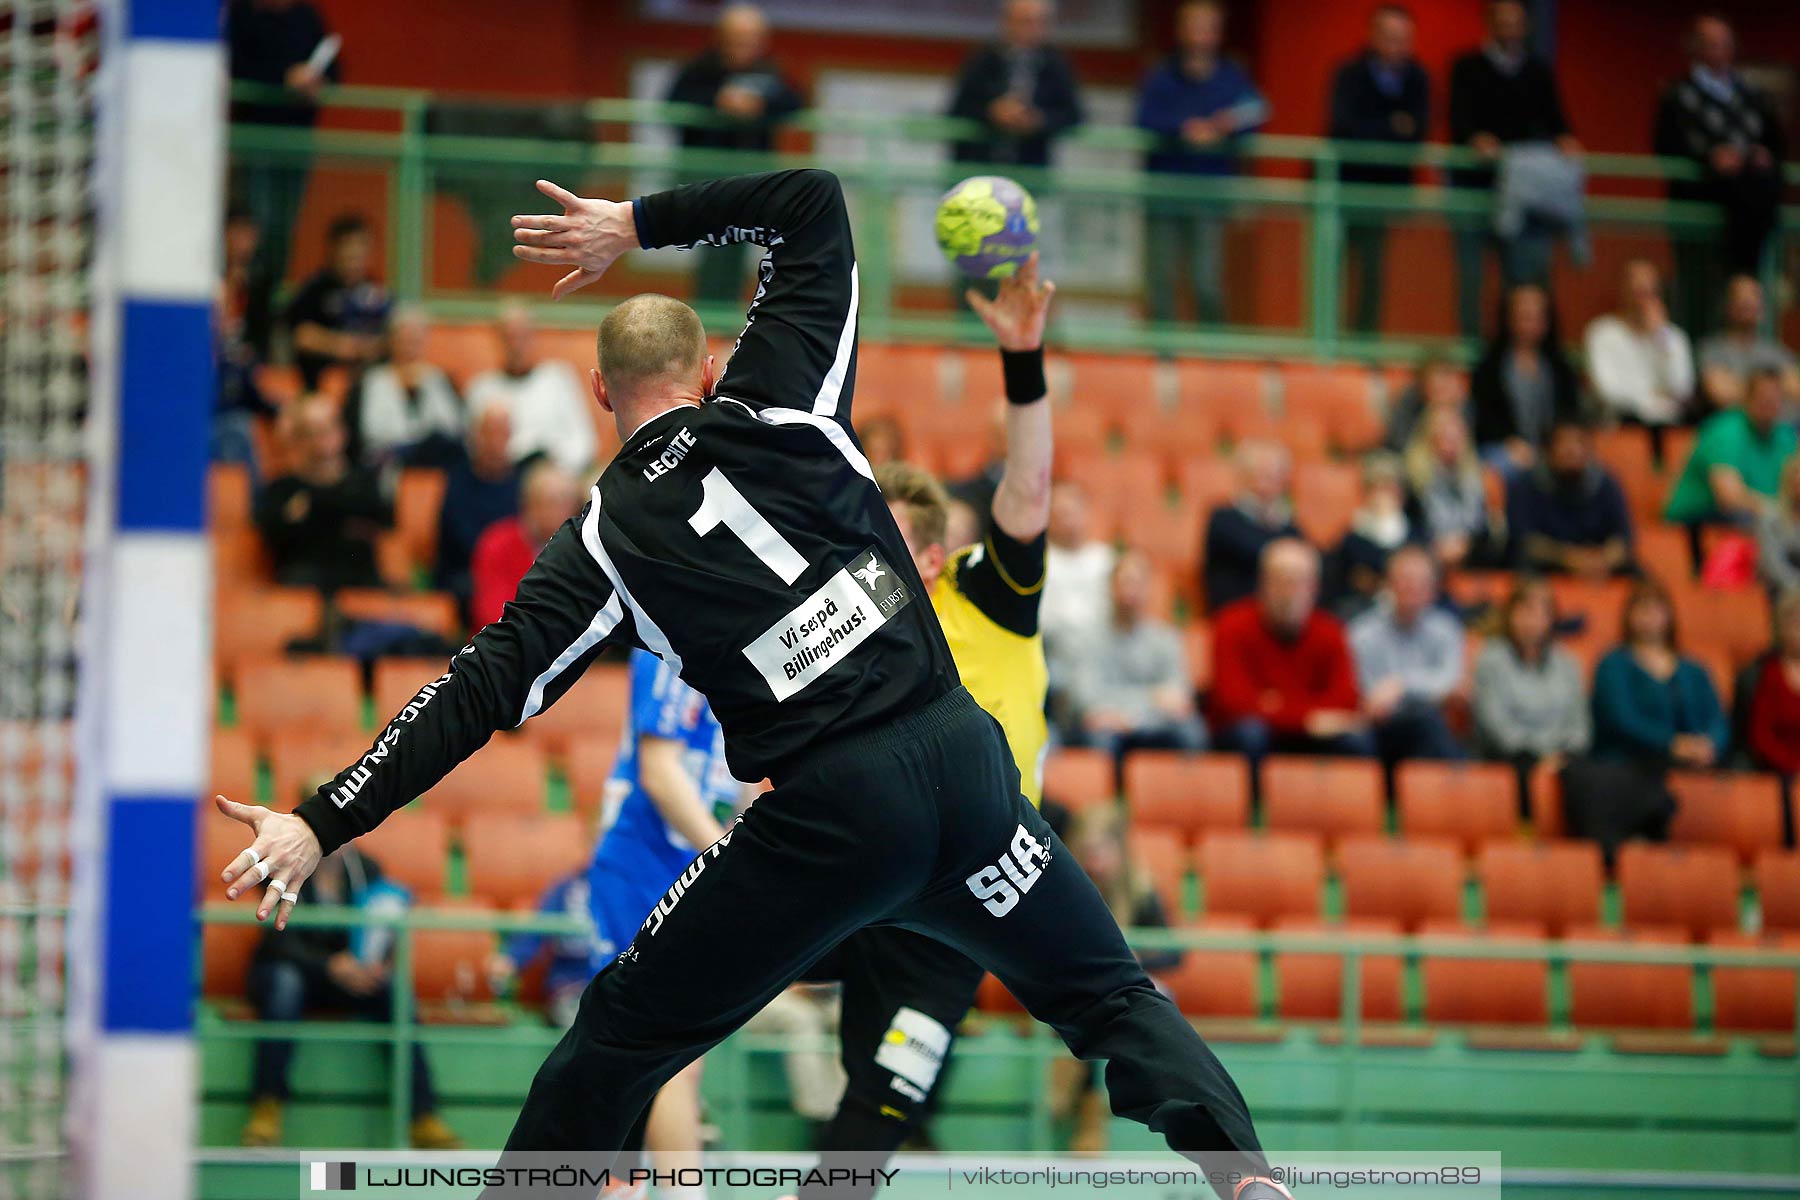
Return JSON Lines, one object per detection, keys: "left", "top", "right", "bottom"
{"left": 195, "top": 903, "right": 1800, "bottom": 1154}
{"left": 228, "top": 82, "right": 1798, "bottom": 363}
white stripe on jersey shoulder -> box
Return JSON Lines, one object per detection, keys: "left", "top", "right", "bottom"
{"left": 810, "top": 262, "right": 859, "bottom": 419}
{"left": 712, "top": 397, "right": 875, "bottom": 482}
{"left": 518, "top": 589, "right": 625, "bottom": 726}
{"left": 581, "top": 486, "right": 685, "bottom": 675}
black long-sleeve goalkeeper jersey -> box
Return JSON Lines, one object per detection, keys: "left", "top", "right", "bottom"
{"left": 295, "top": 170, "right": 961, "bottom": 854}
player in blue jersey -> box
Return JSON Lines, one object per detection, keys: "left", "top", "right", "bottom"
{"left": 588, "top": 648, "right": 749, "bottom": 1197}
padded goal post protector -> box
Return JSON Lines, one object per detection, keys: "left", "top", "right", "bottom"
{"left": 74, "top": 3, "right": 223, "bottom": 1199}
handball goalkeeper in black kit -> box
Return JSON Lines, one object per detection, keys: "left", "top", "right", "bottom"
{"left": 214, "top": 168, "right": 1291, "bottom": 1200}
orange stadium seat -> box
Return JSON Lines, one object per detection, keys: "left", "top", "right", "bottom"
{"left": 1061, "top": 452, "right": 1168, "bottom": 534}
{"left": 1666, "top": 771, "right": 1786, "bottom": 865}
{"left": 421, "top": 322, "right": 498, "bottom": 390}
{"left": 976, "top": 972, "right": 1026, "bottom": 1015}
{"left": 207, "top": 464, "right": 253, "bottom": 532}
{"left": 215, "top": 587, "right": 323, "bottom": 683}
{"left": 1118, "top": 401, "right": 1219, "bottom": 467}
{"left": 1617, "top": 843, "right": 1740, "bottom": 940}
{"left": 1395, "top": 761, "right": 1519, "bottom": 855}
{"left": 414, "top": 920, "right": 499, "bottom": 1004}
{"left": 1676, "top": 586, "right": 1770, "bottom": 669}
{"left": 1756, "top": 851, "right": 1800, "bottom": 933}
{"left": 1292, "top": 463, "right": 1361, "bottom": 546}
{"left": 1162, "top": 915, "right": 1258, "bottom": 1019}
{"left": 1477, "top": 841, "right": 1602, "bottom": 936}
{"left": 392, "top": 468, "right": 448, "bottom": 574}
{"left": 1709, "top": 931, "right": 1800, "bottom": 1034}
{"left": 1175, "top": 360, "right": 1266, "bottom": 417}
{"left": 564, "top": 738, "right": 620, "bottom": 819}
{"left": 1042, "top": 747, "right": 1115, "bottom": 811}
{"left": 334, "top": 588, "right": 461, "bottom": 639}
{"left": 419, "top": 736, "right": 549, "bottom": 824}
{"left": 1261, "top": 756, "right": 1383, "bottom": 848}
{"left": 201, "top": 922, "right": 263, "bottom": 998}
{"left": 465, "top": 814, "right": 591, "bottom": 908}
{"left": 371, "top": 656, "right": 453, "bottom": 720}
{"left": 266, "top": 731, "right": 376, "bottom": 809}
{"left": 233, "top": 656, "right": 364, "bottom": 741}
{"left": 1068, "top": 353, "right": 1160, "bottom": 429}
{"left": 1176, "top": 457, "right": 1238, "bottom": 513}
{"left": 210, "top": 727, "right": 258, "bottom": 805}
{"left": 1566, "top": 925, "right": 1694, "bottom": 1031}
{"left": 1635, "top": 526, "right": 1691, "bottom": 586}
{"left": 1337, "top": 836, "right": 1464, "bottom": 930}
{"left": 1123, "top": 751, "right": 1249, "bottom": 845}
{"left": 1271, "top": 916, "right": 1404, "bottom": 1022}
{"left": 1419, "top": 920, "right": 1550, "bottom": 1026}
{"left": 1128, "top": 827, "right": 1189, "bottom": 918}
{"left": 1047, "top": 407, "right": 1113, "bottom": 465}
{"left": 212, "top": 525, "right": 272, "bottom": 589}
{"left": 1196, "top": 831, "right": 1324, "bottom": 925}
{"left": 1281, "top": 364, "right": 1380, "bottom": 454}
{"left": 518, "top": 663, "right": 630, "bottom": 758}
{"left": 1182, "top": 621, "right": 1213, "bottom": 692}
{"left": 1135, "top": 499, "right": 1206, "bottom": 585}
{"left": 358, "top": 810, "right": 451, "bottom": 897}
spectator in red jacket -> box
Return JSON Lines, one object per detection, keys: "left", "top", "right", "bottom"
{"left": 1747, "top": 588, "right": 1800, "bottom": 779}
{"left": 469, "top": 461, "right": 584, "bottom": 628}
{"left": 1209, "top": 537, "right": 1374, "bottom": 766}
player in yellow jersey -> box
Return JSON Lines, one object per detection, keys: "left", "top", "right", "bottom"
{"left": 792, "top": 255, "right": 1058, "bottom": 1195}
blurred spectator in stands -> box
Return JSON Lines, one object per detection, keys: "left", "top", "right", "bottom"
{"left": 666, "top": 3, "right": 803, "bottom": 305}
{"left": 1665, "top": 368, "right": 1795, "bottom": 555}
{"left": 1759, "top": 458, "right": 1800, "bottom": 596}
{"left": 469, "top": 461, "right": 584, "bottom": 628}
{"left": 227, "top": 0, "right": 340, "bottom": 280}
{"left": 1584, "top": 258, "right": 1696, "bottom": 433}
{"left": 350, "top": 305, "right": 464, "bottom": 467}
{"left": 1349, "top": 546, "right": 1465, "bottom": 765}
{"left": 1043, "top": 480, "right": 1116, "bottom": 689}
{"left": 1698, "top": 275, "right": 1800, "bottom": 413}
{"left": 1404, "top": 406, "right": 1498, "bottom": 571}
{"left": 1064, "top": 550, "right": 1206, "bottom": 758}
{"left": 945, "top": 498, "right": 982, "bottom": 553}
{"left": 436, "top": 405, "right": 521, "bottom": 612}
{"left": 1655, "top": 14, "right": 1786, "bottom": 332}
{"left": 855, "top": 415, "right": 907, "bottom": 469}
{"left": 1203, "top": 438, "right": 1300, "bottom": 612}
{"left": 1447, "top": 0, "right": 1580, "bottom": 337}
{"left": 1383, "top": 354, "right": 1472, "bottom": 453}
{"left": 284, "top": 213, "right": 390, "bottom": 391}
{"left": 239, "top": 845, "right": 460, "bottom": 1150}
{"left": 254, "top": 394, "right": 391, "bottom": 591}
{"left": 948, "top": 0, "right": 1083, "bottom": 169}
{"left": 488, "top": 869, "right": 596, "bottom": 1029}
{"left": 466, "top": 302, "right": 598, "bottom": 477}
{"left": 1210, "top": 538, "right": 1373, "bottom": 764}
{"left": 1591, "top": 578, "right": 1728, "bottom": 766}
{"left": 1471, "top": 283, "right": 1581, "bottom": 476}
{"left": 1506, "top": 421, "right": 1634, "bottom": 577}
{"left": 1136, "top": 0, "right": 1269, "bottom": 326}
{"left": 1746, "top": 588, "right": 1800, "bottom": 780}
{"left": 215, "top": 206, "right": 279, "bottom": 475}
{"left": 1050, "top": 804, "right": 1182, "bottom": 1155}
{"left": 1328, "top": 4, "right": 1428, "bottom": 335}
{"left": 1472, "top": 576, "right": 1591, "bottom": 788}
{"left": 1332, "top": 451, "right": 1418, "bottom": 619}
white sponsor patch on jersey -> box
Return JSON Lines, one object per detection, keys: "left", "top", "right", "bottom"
{"left": 742, "top": 547, "right": 911, "bottom": 701}
{"left": 874, "top": 1006, "right": 951, "bottom": 1095}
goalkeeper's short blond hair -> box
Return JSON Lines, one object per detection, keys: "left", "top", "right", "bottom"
{"left": 597, "top": 293, "right": 706, "bottom": 399}
{"left": 874, "top": 461, "right": 950, "bottom": 549}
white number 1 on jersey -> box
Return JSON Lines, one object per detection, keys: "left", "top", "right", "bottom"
{"left": 688, "top": 467, "right": 807, "bottom": 584}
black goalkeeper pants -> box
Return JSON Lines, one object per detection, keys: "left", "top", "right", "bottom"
{"left": 495, "top": 687, "right": 1265, "bottom": 1192}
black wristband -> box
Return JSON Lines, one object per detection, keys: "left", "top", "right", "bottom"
{"left": 1000, "top": 347, "right": 1047, "bottom": 406}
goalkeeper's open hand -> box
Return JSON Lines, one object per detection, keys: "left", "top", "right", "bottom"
{"left": 216, "top": 794, "right": 322, "bottom": 932}
{"left": 966, "top": 251, "right": 1055, "bottom": 352}
{"left": 512, "top": 179, "right": 639, "bottom": 301}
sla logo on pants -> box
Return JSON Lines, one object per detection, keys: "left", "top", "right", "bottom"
{"left": 310, "top": 1161, "right": 355, "bottom": 1191}
{"left": 964, "top": 824, "right": 1050, "bottom": 917}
